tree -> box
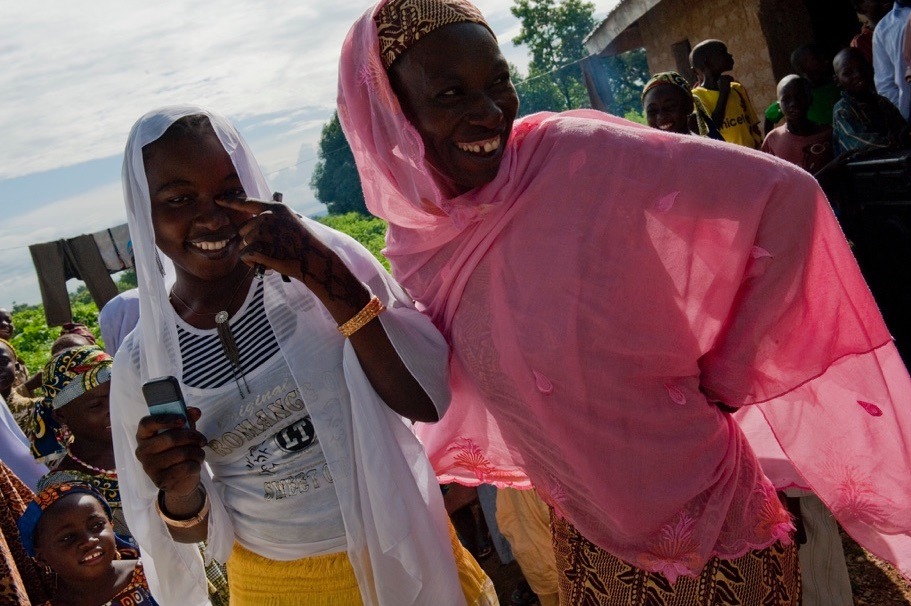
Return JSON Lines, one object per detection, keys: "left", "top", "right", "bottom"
{"left": 511, "top": 0, "right": 596, "bottom": 110}
{"left": 511, "top": 63, "right": 572, "bottom": 116}
{"left": 310, "top": 112, "right": 368, "bottom": 215}
{"left": 598, "top": 48, "right": 651, "bottom": 118}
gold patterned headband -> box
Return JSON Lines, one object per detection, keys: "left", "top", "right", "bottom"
{"left": 374, "top": 0, "right": 492, "bottom": 69}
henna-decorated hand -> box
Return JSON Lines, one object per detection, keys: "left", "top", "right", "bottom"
{"left": 216, "top": 197, "right": 369, "bottom": 311}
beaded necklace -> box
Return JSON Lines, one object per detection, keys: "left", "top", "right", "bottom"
{"left": 66, "top": 448, "right": 117, "bottom": 478}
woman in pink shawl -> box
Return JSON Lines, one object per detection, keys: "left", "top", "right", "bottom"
{"left": 338, "top": 0, "right": 911, "bottom": 603}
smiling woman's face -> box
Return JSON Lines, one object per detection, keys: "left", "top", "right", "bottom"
{"left": 389, "top": 22, "right": 519, "bottom": 196}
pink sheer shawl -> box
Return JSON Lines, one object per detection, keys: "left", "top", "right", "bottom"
{"left": 338, "top": 3, "right": 911, "bottom": 581}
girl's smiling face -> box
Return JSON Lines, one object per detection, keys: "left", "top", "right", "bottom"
{"left": 644, "top": 85, "right": 694, "bottom": 134}
{"left": 34, "top": 494, "right": 117, "bottom": 584}
{"left": 143, "top": 120, "right": 253, "bottom": 292}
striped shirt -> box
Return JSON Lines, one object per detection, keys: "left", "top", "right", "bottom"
{"left": 177, "top": 281, "right": 279, "bottom": 389}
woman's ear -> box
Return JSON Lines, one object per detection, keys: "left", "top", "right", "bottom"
{"left": 52, "top": 409, "right": 67, "bottom": 427}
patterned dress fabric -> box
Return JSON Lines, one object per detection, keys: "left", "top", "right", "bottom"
{"left": 551, "top": 514, "right": 800, "bottom": 606}
{"left": 0, "top": 462, "right": 53, "bottom": 606}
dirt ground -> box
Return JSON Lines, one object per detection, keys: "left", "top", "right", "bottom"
{"left": 842, "top": 528, "right": 911, "bottom": 605}
{"left": 479, "top": 529, "right": 911, "bottom": 605}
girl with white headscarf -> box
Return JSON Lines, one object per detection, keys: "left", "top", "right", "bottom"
{"left": 109, "top": 106, "right": 492, "bottom": 605}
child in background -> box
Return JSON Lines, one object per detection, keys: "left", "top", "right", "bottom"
{"left": 17, "top": 482, "right": 157, "bottom": 606}
{"left": 0, "top": 309, "right": 40, "bottom": 396}
{"left": 37, "top": 345, "right": 125, "bottom": 538}
{"left": 641, "top": 71, "right": 723, "bottom": 139}
{"left": 36, "top": 343, "right": 231, "bottom": 605}
{"left": 832, "top": 47, "right": 909, "bottom": 154}
{"left": 690, "top": 39, "right": 763, "bottom": 148}
{"left": 852, "top": 0, "right": 894, "bottom": 63}
{"left": 764, "top": 44, "right": 841, "bottom": 133}
{"left": 762, "top": 75, "right": 833, "bottom": 173}
{"left": 0, "top": 338, "right": 42, "bottom": 437}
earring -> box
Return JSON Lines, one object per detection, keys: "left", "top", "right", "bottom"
{"left": 56, "top": 425, "right": 72, "bottom": 447}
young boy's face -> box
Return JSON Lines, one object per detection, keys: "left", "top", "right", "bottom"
{"left": 34, "top": 494, "right": 117, "bottom": 584}
{"left": 779, "top": 81, "right": 812, "bottom": 123}
{"left": 835, "top": 53, "right": 873, "bottom": 95}
{"left": 0, "top": 309, "right": 13, "bottom": 341}
{"left": 644, "top": 85, "right": 693, "bottom": 134}
{"left": 703, "top": 44, "right": 735, "bottom": 75}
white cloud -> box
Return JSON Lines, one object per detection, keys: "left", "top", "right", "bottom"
{"left": 0, "top": 0, "right": 620, "bottom": 308}
{"left": 0, "top": 180, "right": 125, "bottom": 306}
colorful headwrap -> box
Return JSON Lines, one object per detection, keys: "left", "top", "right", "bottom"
{"left": 17, "top": 481, "right": 112, "bottom": 556}
{"left": 640, "top": 71, "right": 722, "bottom": 139}
{"left": 641, "top": 71, "right": 693, "bottom": 102}
{"left": 60, "top": 323, "right": 97, "bottom": 345}
{"left": 41, "top": 345, "right": 112, "bottom": 410}
{"left": 374, "top": 0, "right": 491, "bottom": 69}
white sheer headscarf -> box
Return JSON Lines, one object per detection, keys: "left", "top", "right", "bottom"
{"left": 111, "top": 106, "right": 463, "bottom": 605}
{"left": 122, "top": 105, "right": 273, "bottom": 383}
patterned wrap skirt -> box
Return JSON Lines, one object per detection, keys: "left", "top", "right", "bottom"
{"left": 551, "top": 514, "right": 800, "bottom": 606}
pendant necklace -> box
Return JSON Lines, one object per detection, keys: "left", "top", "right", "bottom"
{"left": 170, "top": 267, "right": 254, "bottom": 398}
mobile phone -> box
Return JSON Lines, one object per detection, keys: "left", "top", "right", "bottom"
{"left": 142, "top": 376, "right": 190, "bottom": 429}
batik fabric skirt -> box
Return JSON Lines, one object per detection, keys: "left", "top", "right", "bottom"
{"left": 552, "top": 514, "right": 800, "bottom": 606}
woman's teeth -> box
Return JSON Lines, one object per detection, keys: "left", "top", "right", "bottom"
{"left": 81, "top": 550, "right": 103, "bottom": 564}
{"left": 456, "top": 137, "right": 500, "bottom": 154}
{"left": 192, "top": 240, "right": 228, "bottom": 251}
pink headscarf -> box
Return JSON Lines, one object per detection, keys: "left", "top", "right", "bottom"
{"left": 338, "top": 0, "right": 911, "bottom": 581}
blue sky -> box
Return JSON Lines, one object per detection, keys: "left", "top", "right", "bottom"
{"left": 0, "top": 0, "right": 619, "bottom": 308}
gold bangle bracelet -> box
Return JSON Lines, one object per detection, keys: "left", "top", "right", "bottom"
{"left": 155, "top": 487, "right": 210, "bottom": 529}
{"left": 338, "top": 296, "right": 386, "bottom": 338}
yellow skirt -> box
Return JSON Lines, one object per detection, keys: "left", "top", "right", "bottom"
{"left": 226, "top": 524, "right": 498, "bottom": 606}
{"left": 227, "top": 543, "right": 362, "bottom": 606}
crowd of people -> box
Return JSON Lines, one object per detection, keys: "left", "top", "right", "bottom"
{"left": 2, "top": 0, "right": 911, "bottom": 605}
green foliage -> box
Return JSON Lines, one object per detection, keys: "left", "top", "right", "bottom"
{"left": 513, "top": 64, "right": 585, "bottom": 115}
{"left": 9, "top": 297, "right": 102, "bottom": 374}
{"left": 317, "top": 213, "right": 389, "bottom": 270}
{"left": 9, "top": 305, "right": 56, "bottom": 373}
{"left": 8, "top": 272, "right": 137, "bottom": 373}
{"left": 116, "top": 269, "right": 137, "bottom": 290}
{"left": 310, "top": 112, "right": 368, "bottom": 215}
{"left": 624, "top": 108, "right": 647, "bottom": 125}
{"left": 511, "top": 0, "right": 596, "bottom": 111}
{"left": 598, "top": 48, "right": 651, "bottom": 117}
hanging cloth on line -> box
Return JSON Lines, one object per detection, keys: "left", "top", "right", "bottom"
{"left": 28, "top": 224, "right": 133, "bottom": 326}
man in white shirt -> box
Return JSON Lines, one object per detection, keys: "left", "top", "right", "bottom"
{"left": 873, "top": 1, "right": 911, "bottom": 118}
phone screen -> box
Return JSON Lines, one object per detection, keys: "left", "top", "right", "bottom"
{"left": 142, "top": 376, "right": 189, "bottom": 428}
